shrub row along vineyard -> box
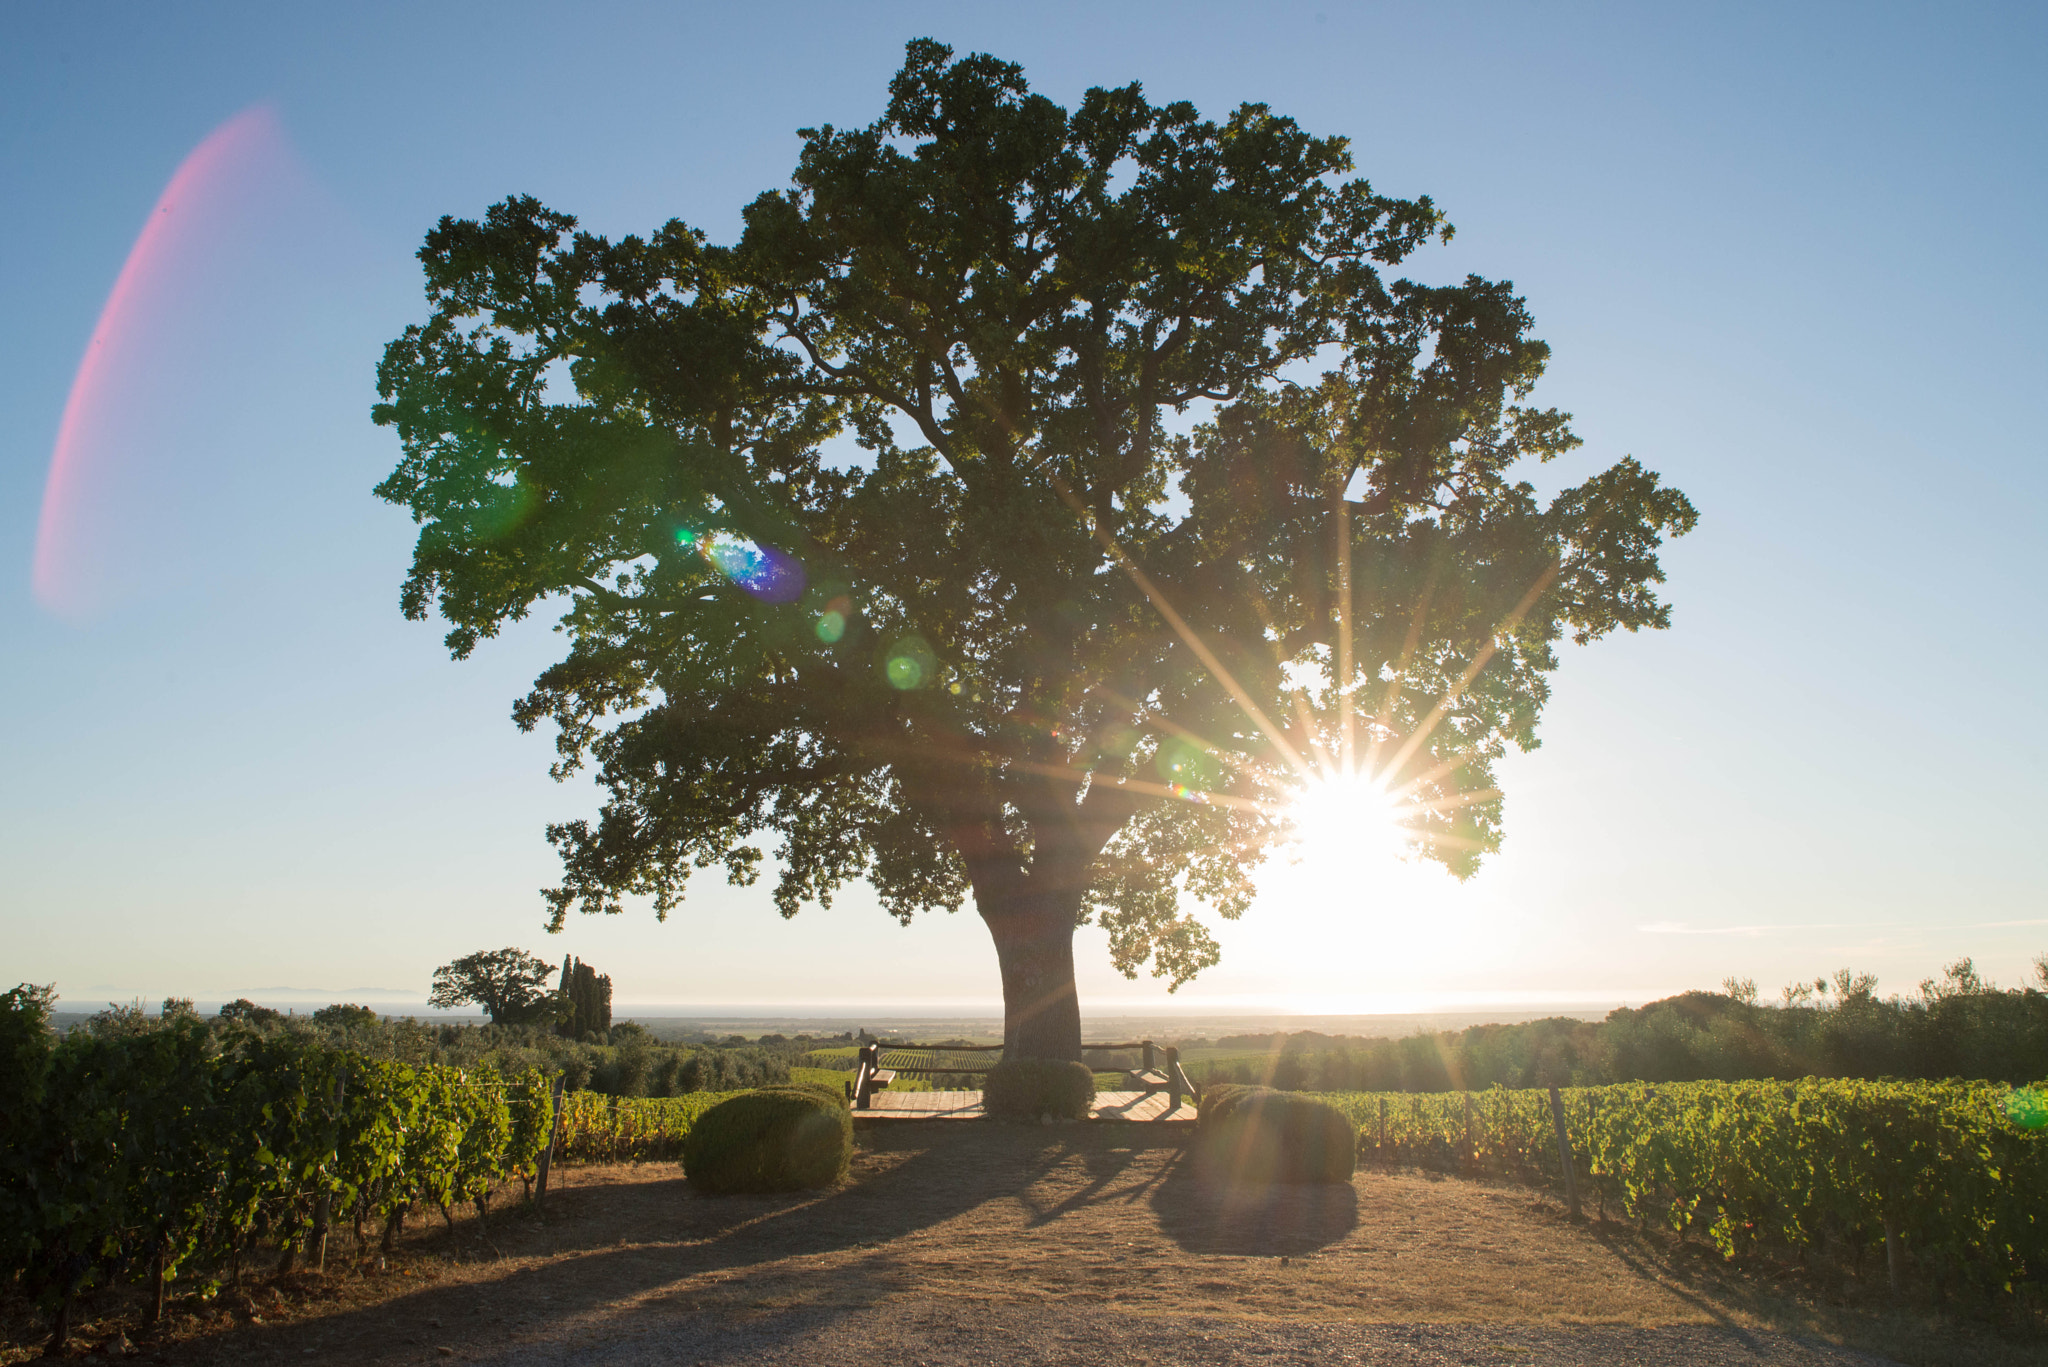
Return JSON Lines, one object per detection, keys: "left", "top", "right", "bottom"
{"left": 1323, "top": 1078, "right": 2048, "bottom": 1298}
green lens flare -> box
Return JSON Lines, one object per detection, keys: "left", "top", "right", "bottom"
{"left": 1154, "top": 736, "right": 1220, "bottom": 790}
{"left": 816, "top": 610, "right": 846, "bottom": 643}
{"left": 675, "top": 528, "right": 698, "bottom": 546}
{"left": 882, "top": 635, "right": 936, "bottom": 690}
{"left": 2007, "top": 1087, "right": 2048, "bottom": 1131}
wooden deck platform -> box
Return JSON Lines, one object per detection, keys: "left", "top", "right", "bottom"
{"left": 856, "top": 1089, "right": 1196, "bottom": 1124}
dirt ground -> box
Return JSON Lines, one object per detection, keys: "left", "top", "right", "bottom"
{"left": 9, "top": 1122, "right": 2041, "bottom": 1366}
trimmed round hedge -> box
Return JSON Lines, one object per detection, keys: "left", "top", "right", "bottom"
{"left": 778, "top": 1077, "right": 854, "bottom": 1108}
{"left": 1197, "top": 1086, "right": 1356, "bottom": 1184}
{"left": 982, "top": 1058, "right": 1096, "bottom": 1120}
{"left": 681, "top": 1086, "right": 852, "bottom": 1194}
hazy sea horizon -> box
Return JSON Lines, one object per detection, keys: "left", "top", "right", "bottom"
{"left": 46, "top": 1000, "right": 1653, "bottom": 1040}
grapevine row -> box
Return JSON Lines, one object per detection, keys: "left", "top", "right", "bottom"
{"left": 0, "top": 1016, "right": 732, "bottom": 1342}
{"left": 1322, "top": 1078, "right": 2048, "bottom": 1296}
{"left": 550, "top": 1089, "right": 742, "bottom": 1164}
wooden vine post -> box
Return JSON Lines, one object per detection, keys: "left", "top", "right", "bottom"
{"left": 1547, "top": 1086, "right": 1580, "bottom": 1220}
{"left": 313, "top": 1072, "right": 346, "bottom": 1272}
{"left": 535, "top": 1074, "right": 568, "bottom": 1210}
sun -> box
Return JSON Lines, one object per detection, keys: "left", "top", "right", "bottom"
{"left": 1286, "top": 769, "right": 1410, "bottom": 868}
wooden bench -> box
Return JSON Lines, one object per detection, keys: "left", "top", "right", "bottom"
{"left": 846, "top": 1038, "right": 1199, "bottom": 1115}
{"left": 850, "top": 1043, "right": 900, "bottom": 1109}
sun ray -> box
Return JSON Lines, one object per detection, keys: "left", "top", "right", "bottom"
{"left": 1046, "top": 472, "right": 1314, "bottom": 779}
{"left": 1377, "top": 557, "right": 1560, "bottom": 783}
{"left": 1364, "top": 564, "right": 1437, "bottom": 778}
{"left": 1092, "top": 687, "right": 1297, "bottom": 793}
{"left": 1333, "top": 483, "right": 1356, "bottom": 771}
{"left": 1385, "top": 786, "right": 1502, "bottom": 821}
{"left": 1005, "top": 758, "right": 1289, "bottom": 817}
{"left": 1383, "top": 748, "right": 1483, "bottom": 801}
{"left": 1238, "top": 581, "right": 1339, "bottom": 774}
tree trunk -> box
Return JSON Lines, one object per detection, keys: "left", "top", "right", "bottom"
{"left": 984, "top": 896, "right": 1083, "bottom": 1061}
{"left": 46, "top": 1295, "right": 71, "bottom": 1354}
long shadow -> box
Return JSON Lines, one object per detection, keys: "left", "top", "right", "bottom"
{"left": 1584, "top": 1220, "right": 1768, "bottom": 1353}
{"left": 1147, "top": 1144, "right": 1360, "bottom": 1256}
{"left": 1017, "top": 1127, "right": 1187, "bottom": 1228}
{"left": 155, "top": 1123, "right": 1179, "bottom": 1366}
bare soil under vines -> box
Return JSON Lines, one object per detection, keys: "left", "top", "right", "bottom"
{"left": 5, "top": 1123, "right": 2039, "bottom": 1366}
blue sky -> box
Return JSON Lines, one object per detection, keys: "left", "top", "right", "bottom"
{"left": 4, "top": 1, "right": 2044, "bottom": 1015}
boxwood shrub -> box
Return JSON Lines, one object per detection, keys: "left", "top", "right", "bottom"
{"left": 778, "top": 1077, "right": 853, "bottom": 1108}
{"left": 982, "top": 1058, "right": 1096, "bottom": 1120}
{"left": 681, "top": 1086, "right": 852, "bottom": 1193}
{"left": 1195, "top": 1083, "right": 1267, "bottom": 1130}
{"left": 1199, "top": 1087, "right": 1356, "bottom": 1184}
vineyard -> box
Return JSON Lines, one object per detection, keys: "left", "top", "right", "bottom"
{"left": 550, "top": 1088, "right": 740, "bottom": 1163}
{"left": 1325, "top": 1078, "right": 2048, "bottom": 1301}
{"left": 11, "top": 973, "right": 2048, "bottom": 1352}
{"left": 0, "top": 991, "right": 738, "bottom": 1348}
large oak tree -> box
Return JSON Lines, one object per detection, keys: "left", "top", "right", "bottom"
{"left": 374, "top": 41, "right": 1695, "bottom": 1059}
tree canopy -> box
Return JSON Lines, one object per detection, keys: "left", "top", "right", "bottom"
{"left": 375, "top": 40, "right": 1695, "bottom": 1057}
{"left": 427, "top": 947, "right": 559, "bottom": 1025}
{"left": 556, "top": 955, "right": 613, "bottom": 1038}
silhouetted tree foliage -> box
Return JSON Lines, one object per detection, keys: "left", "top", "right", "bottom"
{"left": 427, "top": 947, "right": 560, "bottom": 1025}
{"left": 555, "top": 955, "right": 612, "bottom": 1038}
{"left": 310, "top": 1003, "right": 379, "bottom": 1029}
{"left": 1186, "top": 958, "right": 2048, "bottom": 1091}
{"left": 374, "top": 41, "right": 1695, "bottom": 1057}
{"left": 215, "top": 998, "right": 281, "bottom": 1025}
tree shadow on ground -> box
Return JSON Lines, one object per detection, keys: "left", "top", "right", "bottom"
{"left": 1147, "top": 1143, "right": 1360, "bottom": 1256}
{"left": 149, "top": 1122, "right": 1187, "bottom": 1366}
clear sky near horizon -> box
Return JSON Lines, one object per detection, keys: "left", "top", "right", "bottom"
{"left": 4, "top": 1, "right": 2044, "bottom": 1016}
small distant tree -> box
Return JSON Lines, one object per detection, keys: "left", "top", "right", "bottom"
{"left": 0, "top": 984, "right": 55, "bottom": 1098}
{"left": 1920, "top": 957, "right": 1987, "bottom": 1002}
{"left": 216, "top": 998, "right": 282, "bottom": 1025}
{"left": 428, "top": 947, "right": 559, "bottom": 1024}
{"left": 311, "top": 1003, "right": 379, "bottom": 1028}
{"left": 556, "top": 956, "right": 613, "bottom": 1037}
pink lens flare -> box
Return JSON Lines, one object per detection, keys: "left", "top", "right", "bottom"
{"left": 31, "top": 104, "right": 287, "bottom": 618}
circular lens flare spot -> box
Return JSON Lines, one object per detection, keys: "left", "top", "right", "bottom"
{"left": 816, "top": 609, "right": 846, "bottom": 643}
{"left": 1153, "top": 737, "right": 1220, "bottom": 792}
{"left": 884, "top": 635, "right": 936, "bottom": 690}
